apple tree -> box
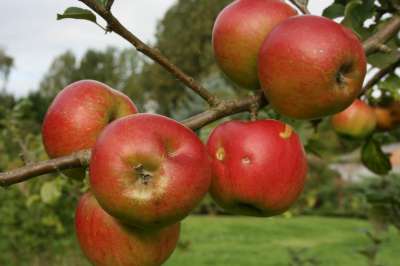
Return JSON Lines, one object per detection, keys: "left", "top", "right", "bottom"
{"left": 0, "top": 0, "right": 399, "bottom": 265}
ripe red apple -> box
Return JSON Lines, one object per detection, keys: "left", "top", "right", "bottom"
{"left": 89, "top": 113, "right": 211, "bottom": 229}
{"left": 76, "top": 192, "right": 180, "bottom": 266}
{"left": 258, "top": 15, "right": 367, "bottom": 119}
{"left": 212, "top": 0, "right": 297, "bottom": 89}
{"left": 206, "top": 119, "right": 307, "bottom": 216}
{"left": 42, "top": 80, "right": 137, "bottom": 178}
{"left": 331, "top": 99, "right": 377, "bottom": 138}
{"left": 373, "top": 107, "right": 394, "bottom": 131}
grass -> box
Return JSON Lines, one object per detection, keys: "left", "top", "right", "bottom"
{"left": 164, "top": 216, "right": 399, "bottom": 266}
{"left": 19, "top": 216, "right": 399, "bottom": 266}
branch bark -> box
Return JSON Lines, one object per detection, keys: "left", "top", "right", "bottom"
{"left": 105, "top": 0, "right": 114, "bottom": 11}
{"left": 288, "top": 0, "right": 311, "bottom": 15}
{"left": 0, "top": 150, "right": 91, "bottom": 187}
{"left": 360, "top": 55, "right": 400, "bottom": 96}
{"left": 363, "top": 15, "right": 400, "bottom": 55}
{"left": 0, "top": 93, "right": 266, "bottom": 187}
{"left": 79, "top": 0, "right": 220, "bottom": 106}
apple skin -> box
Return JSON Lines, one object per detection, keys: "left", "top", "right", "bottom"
{"left": 212, "top": 0, "right": 297, "bottom": 89}
{"left": 331, "top": 99, "right": 377, "bottom": 138}
{"left": 75, "top": 192, "right": 180, "bottom": 266}
{"left": 42, "top": 80, "right": 138, "bottom": 157}
{"left": 258, "top": 15, "right": 367, "bottom": 119}
{"left": 373, "top": 107, "right": 394, "bottom": 131}
{"left": 89, "top": 113, "right": 211, "bottom": 229}
{"left": 42, "top": 80, "right": 137, "bottom": 178}
{"left": 206, "top": 119, "right": 307, "bottom": 216}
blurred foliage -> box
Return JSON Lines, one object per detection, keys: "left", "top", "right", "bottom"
{"left": 0, "top": 48, "right": 13, "bottom": 91}
{"left": 365, "top": 173, "right": 400, "bottom": 231}
{"left": 0, "top": 96, "right": 85, "bottom": 265}
{"left": 139, "top": 0, "right": 237, "bottom": 117}
{"left": 27, "top": 47, "right": 144, "bottom": 123}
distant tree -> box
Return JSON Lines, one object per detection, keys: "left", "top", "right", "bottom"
{"left": 0, "top": 48, "right": 13, "bottom": 92}
{"left": 140, "top": 0, "right": 235, "bottom": 117}
{"left": 29, "top": 47, "right": 143, "bottom": 122}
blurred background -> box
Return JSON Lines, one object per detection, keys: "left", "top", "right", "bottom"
{"left": 1, "top": 0, "right": 399, "bottom": 265}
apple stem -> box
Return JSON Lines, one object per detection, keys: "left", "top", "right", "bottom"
{"left": 249, "top": 100, "right": 260, "bottom": 121}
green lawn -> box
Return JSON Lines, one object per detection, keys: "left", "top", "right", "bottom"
{"left": 164, "top": 216, "right": 399, "bottom": 266}
{"left": 40, "top": 216, "right": 399, "bottom": 266}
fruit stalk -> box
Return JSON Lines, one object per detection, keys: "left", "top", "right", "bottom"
{"left": 78, "top": 0, "right": 220, "bottom": 106}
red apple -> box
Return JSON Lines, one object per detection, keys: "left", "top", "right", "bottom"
{"left": 76, "top": 192, "right": 180, "bottom": 266}
{"left": 89, "top": 113, "right": 211, "bottom": 229}
{"left": 331, "top": 99, "right": 377, "bottom": 138}
{"left": 258, "top": 15, "right": 367, "bottom": 119}
{"left": 212, "top": 0, "right": 297, "bottom": 89}
{"left": 206, "top": 119, "right": 307, "bottom": 216}
{"left": 373, "top": 106, "right": 394, "bottom": 131}
{"left": 42, "top": 80, "right": 137, "bottom": 178}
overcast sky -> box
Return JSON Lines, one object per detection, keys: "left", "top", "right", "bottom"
{"left": 1, "top": 0, "right": 332, "bottom": 97}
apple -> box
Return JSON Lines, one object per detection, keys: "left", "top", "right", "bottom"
{"left": 258, "top": 15, "right": 367, "bottom": 119}
{"left": 42, "top": 80, "right": 138, "bottom": 178}
{"left": 373, "top": 106, "right": 394, "bottom": 131}
{"left": 89, "top": 113, "right": 211, "bottom": 229}
{"left": 206, "top": 119, "right": 307, "bottom": 216}
{"left": 212, "top": 0, "right": 297, "bottom": 89}
{"left": 76, "top": 192, "right": 180, "bottom": 266}
{"left": 331, "top": 99, "right": 377, "bottom": 138}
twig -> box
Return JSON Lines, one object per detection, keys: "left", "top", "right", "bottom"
{"left": 363, "top": 15, "right": 400, "bottom": 55}
{"left": 0, "top": 93, "right": 266, "bottom": 187}
{"left": 360, "top": 55, "right": 400, "bottom": 96}
{"left": 105, "top": 0, "right": 114, "bottom": 11}
{"left": 288, "top": 0, "right": 311, "bottom": 15}
{"left": 78, "top": 0, "right": 220, "bottom": 106}
{"left": 0, "top": 150, "right": 91, "bottom": 187}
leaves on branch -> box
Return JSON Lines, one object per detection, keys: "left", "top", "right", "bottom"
{"left": 57, "top": 7, "right": 97, "bottom": 24}
{"left": 361, "top": 137, "right": 392, "bottom": 175}
{"left": 367, "top": 19, "right": 400, "bottom": 68}
{"left": 342, "top": 0, "right": 375, "bottom": 36}
{"left": 323, "top": 3, "right": 345, "bottom": 19}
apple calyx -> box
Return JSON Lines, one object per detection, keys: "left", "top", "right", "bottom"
{"left": 336, "top": 63, "right": 352, "bottom": 89}
{"left": 134, "top": 164, "right": 154, "bottom": 185}
{"left": 279, "top": 124, "right": 293, "bottom": 139}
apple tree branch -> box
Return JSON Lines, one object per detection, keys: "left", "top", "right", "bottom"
{"left": 1, "top": 1, "right": 399, "bottom": 188}
{"left": 79, "top": 0, "right": 220, "bottom": 107}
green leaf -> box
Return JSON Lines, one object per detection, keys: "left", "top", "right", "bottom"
{"left": 322, "top": 3, "right": 345, "bottom": 19}
{"left": 40, "top": 181, "right": 61, "bottom": 205}
{"left": 367, "top": 19, "right": 400, "bottom": 67}
{"left": 97, "top": 0, "right": 109, "bottom": 6}
{"left": 57, "top": 7, "right": 97, "bottom": 24}
{"left": 361, "top": 138, "right": 392, "bottom": 175}
{"left": 25, "top": 195, "right": 40, "bottom": 207}
{"left": 342, "top": 0, "right": 375, "bottom": 35}
{"left": 41, "top": 215, "right": 65, "bottom": 234}
{"left": 379, "top": 74, "right": 400, "bottom": 101}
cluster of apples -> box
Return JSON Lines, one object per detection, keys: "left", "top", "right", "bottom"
{"left": 213, "top": 0, "right": 366, "bottom": 120}
{"left": 39, "top": 0, "right": 371, "bottom": 265}
{"left": 41, "top": 80, "right": 307, "bottom": 266}
{"left": 331, "top": 99, "right": 400, "bottom": 139}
